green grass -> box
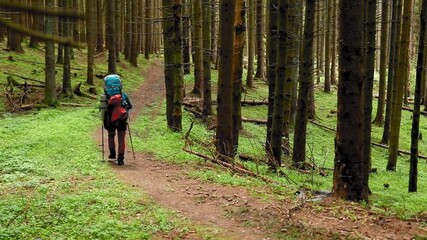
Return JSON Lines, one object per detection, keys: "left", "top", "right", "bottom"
{"left": 132, "top": 69, "right": 427, "bottom": 219}
{"left": 0, "top": 108, "right": 187, "bottom": 239}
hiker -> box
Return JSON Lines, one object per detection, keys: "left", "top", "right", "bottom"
{"left": 103, "top": 74, "right": 133, "bottom": 165}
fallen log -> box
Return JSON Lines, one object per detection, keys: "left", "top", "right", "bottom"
{"left": 59, "top": 102, "right": 92, "bottom": 107}
{"left": 242, "top": 117, "right": 267, "bottom": 125}
{"left": 73, "top": 82, "right": 98, "bottom": 99}
{"left": 241, "top": 99, "right": 268, "bottom": 106}
{"left": 183, "top": 148, "right": 274, "bottom": 183}
{"left": 309, "top": 120, "right": 427, "bottom": 160}
{"left": 239, "top": 153, "right": 267, "bottom": 163}
{"left": 402, "top": 106, "right": 427, "bottom": 116}
{"left": 4, "top": 72, "right": 45, "bottom": 84}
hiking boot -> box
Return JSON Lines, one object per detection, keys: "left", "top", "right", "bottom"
{"left": 108, "top": 148, "right": 116, "bottom": 159}
{"left": 117, "top": 153, "right": 124, "bottom": 166}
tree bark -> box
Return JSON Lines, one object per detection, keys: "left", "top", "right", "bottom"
{"left": 217, "top": 0, "right": 236, "bottom": 160}
{"left": 292, "top": 0, "right": 315, "bottom": 167}
{"left": 86, "top": 0, "right": 96, "bottom": 85}
{"left": 265, "top": 0, "right": 279, "bottom": 158}
{"left": 409, "top": 0, "right": 426, "bottom": 192}
{"left": 145, "top": 0, "right": 152, "bottom": 59}
{"left": 124, "top": 0, "right": 132, "bottom": 60}
{"left": 191, "top": 0, "right": 203, "bottom": 96}
{"left": 202, "top": 0, "right": 212, "bottom": 118}
{"left": 107, "top": 0, "right": 117, "bottom": 74}
{"left": 388, "top": 0, "right": 413, "bottom": 171}
{"left": 333, "top": 0, "right": 369, "bottom": 201}
{"left": 96, "top": 0, "right": 104, "bottom": 52}
{"left": 246, "top": 0, "right": 255, "bottom": 88}
{"left": 373, "top": 0, "right": 390, "bottom": 126}
{"left": 130, "top": 0, "right": 139, "bottom": 66}
{"left": 44, "top": 0, "right": 56, "bottom": 105}
{"left": 254, "top": 0, "right": 265, "bottom": 79}
{"left": 324, "top": 0, "right": 331, "bottom": 93}
{"left": 29, "top": 0, "right": 43, "bottom": 48}
{"left": 62, "top": 0, "right": 72, "bottom": 97}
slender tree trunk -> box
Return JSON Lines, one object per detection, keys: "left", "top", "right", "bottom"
{"left": 44, "top": 0, "right": 56, "bottom": 105}
{"left": 192, "top": 0, "right": 203, "bottom": 96}
{"left": 7, "top": 0, "right": 24, "bottom": 53}
{"left": 324, "top": 0, "right": 331, "bottom": 93}
{"left": 373, "top": 0, "right": 390, "bottom": 126}
{"left": 124, "top": 0, "right": 132, "bottom": 60}
{"left": 363, "top": 0, "right": 377, "bottom": 176}
{"left": 202, "top": 0, "right": 212, "bottom": 118}
{"left": 130, "top": 0, "right": 139, "bottom": 66}
{"left": 115, "top": 0, "right": 121, "bottom": 61}
{"left": 62, "top": 0, "right": 72, "bottom": 97}
{"left": 57, "top": 0, "right": 64, "bottom": 64}
{"left": 330, "top": 0, "right": 337, "bottom": 85}
{"left": 316, "top": 0, "right": 321, "bottom": 84}
{"left": 211, "top": 0, "right": 218, "bottom": 65}
{"left": 107, "top": 0, "right": 117, "bottom": 74}
{"left": 29, "top": 0, "right": 43, "bottom": 48}
{"left": 217, "top": 0, "right": 236, "bottom": 160}
{"left": 163, "top": 0, "right": 184, "bottom": 131}
{"left": 254, "top": 0, "right": 265, "bottom": 79}
{"left": 382, "top": 0, "right": 402, "bottom": 144}
{"left": 265, "top": 0, "right": 279, "bottom": 159}
{"left": 409, "top": 0, "right": 426, "bottom": 192}
{"left": 287, "top": 0, "right": 300, "bottom": 132}
{"left": 145, "top": 0, "right": 152, "bottom": 59}
{"left": 333, "top": 0, "right": 369, "bottom": 201}
{"left": 96, "top": 0, "right": 104, "bottom": 52}
{"left": 183, "top": 0, "right": 191, "bottom": 74}
{"left": 86, "top": 0, "right": 96, "bottom": 85}
{"left": 387, "top": 0, "right": 413, "bottom": 171}
{"left": 232, "top": 0, "right": 246, "bottom": 155}
{"left": 292, "top": 0, "right": 315, "bottom": 167}
{"left": 270, "top": 0, "right": 288, "bottom": 168}
{"left": 246, "top": 0, "right": 255, "bottom": 88}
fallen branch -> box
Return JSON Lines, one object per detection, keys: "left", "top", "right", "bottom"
{"left": 309, "top": 120, "right": 427, "bottom": 160}
{"left": 4, "top": 72, "right": 45, "bottom": 84}
{"left": 242, "top": 117, "right": 267, "bottom": 125}
{"left": 73, "top": 82, "right": 98, "bottom": 99}
{"left": 239, "top": 153, "right": 267, "bottom": 163}
{"left": 59, "top": 102, "right": 91, "bottom": 107}
{"left": 241, "top": 99, "right": 268, "bottom": 106}
{"left": 183, "top": 148, "right": 274, "bottom": 183}
{"left": 402, "top": 106, "right": 427, "bottom": 116}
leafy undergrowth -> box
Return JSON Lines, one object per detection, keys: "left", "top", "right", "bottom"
{"left": 0, "top": 108, "right": 193, "bottom": 239}
{"left": 0, "top": 44, "right": 190, "bottom": 239}
{"left": 133, "top": 72, "right": 427, "bottom": 220}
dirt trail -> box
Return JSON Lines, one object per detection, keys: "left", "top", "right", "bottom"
{"left": 96, "top": 60, "right": 427, "bottom": 240}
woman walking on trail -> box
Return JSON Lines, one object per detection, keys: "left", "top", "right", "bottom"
{"left": 103, "top": 74, "right": 133, "bottom": 165}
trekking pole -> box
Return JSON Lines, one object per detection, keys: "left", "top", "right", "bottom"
{"left": 127, "top": 115, "right": 136, "bottom": 160}
{"left": 101, "top": 125, "right": 105, "bottom": 161}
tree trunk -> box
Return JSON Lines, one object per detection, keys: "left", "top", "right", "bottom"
{"left": 145, "top": 0, "right": 152, "bottom": 59}
{"left": 183, "top": 0, "right": 191, "bottom": 74}
{"left": 44, "top": 0, "right": 56, "bottom": 105}
{"left": 292, "top": 0, "right": 315, "bottom": 167}
{"left": 124, "top": 0, "right": 132, "bottom": 60}
{"left": 246, "top": 0, "right": 255, "bottom": 89}
{"left": 29, "top": 0, "right": 43, "bottom": 48}
{"left": 382, "top": 0, "right": 402, "bottom": 144}
{"left": 388, "top": 0, "right": 413, "bottom": 171}
{"left": 115, "top": 0, "right": 121, "bottom": 61}
{"left": 265, "top": 0, "right": 279, "bottom": 159}
{"left": 333, "top": 0, "right": 369, "bottom": 201}
{"left": 373, "top": 0, "right": 390, "bottom": 126}
{"left": 163, "top": 0, "right": 184, "bottom": 131}
{"left": 107, "top": 0, "right": 117, "bottom": 74}
{"left": 270, "top": 0, "right": 288, "bottom": 168}
{"left": 324, "top": 0, "right": 331, "bottom": 93}
{"left": 62, "top": 0, "right": 72, "bottom": 97}
{"left": 191, "top": 0, "right": 203, "bottom": 96}
{"left": 330, "top": 0, "right": 337, "bottom": 85}
{"left": 86, "top": 0, "right": 96, "bottom": 85}
{"left": 7, "top": 0, "right": 24, "bottom": 53}
{"left": 316, "top": 0, "right": 322, "bottom": 84}
{"left": 130, "top": 0, "right": 139, "bottom": 66}
{"left": 210, "top": 0, "right": 219, "bottom": 65}
{"left": 362, "top": 0, "right": 376, "bottom": 178}
{"left": 96, "top": 0, "right": 104, "bottom": 52}
{"left": 409, "top": 0, "right": 426, "bottom": 192}
{"left": 254, "top": 0, "right": 265, "bottom": 80}
{"left": 202, "top": 0, "right": 212, "bottom": 118}
{"left": 217, "top": 0, "right": 236, "bottom": 160}
{"left": 232, "top": 0, "right": 246, "bottom": 155}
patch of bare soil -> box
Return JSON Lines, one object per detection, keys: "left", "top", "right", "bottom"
{"left": 95, "top": 60, "right": 427, "bottom": 239}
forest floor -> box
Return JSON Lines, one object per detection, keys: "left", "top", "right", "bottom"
{"left": 95, "top": 60, "right": 427, "bottom": 239}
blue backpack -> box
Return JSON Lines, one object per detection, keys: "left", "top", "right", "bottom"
{"left": 104, "top": 74, "right": 122, "bottom": 96}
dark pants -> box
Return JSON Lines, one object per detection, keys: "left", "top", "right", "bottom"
{"left": 106, "top": 120, "right": 127, "bottom": 155}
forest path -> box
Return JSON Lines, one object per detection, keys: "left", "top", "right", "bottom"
{"left": 95, "top": 60, "right": 426, "bottom": 240}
